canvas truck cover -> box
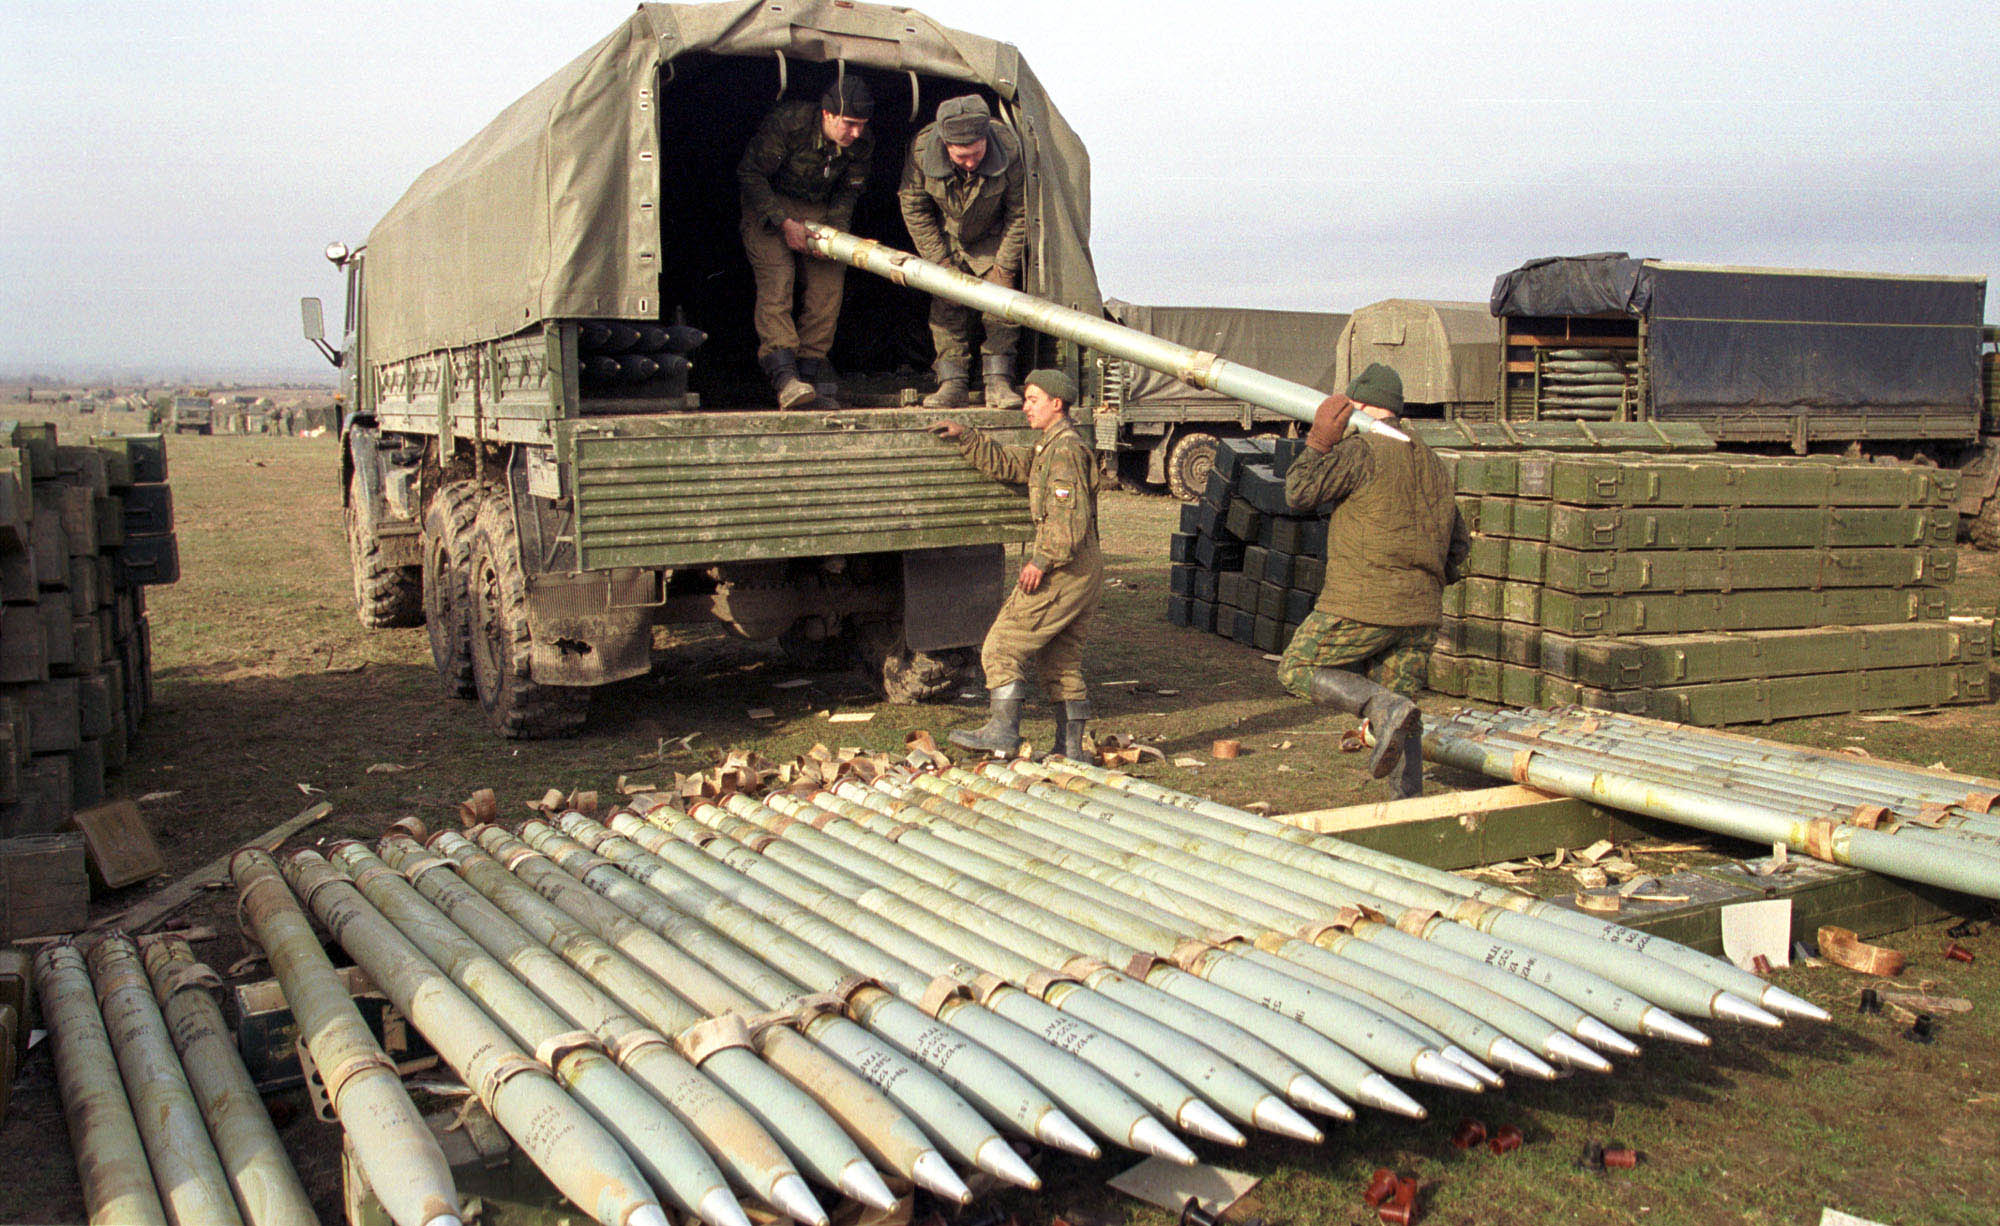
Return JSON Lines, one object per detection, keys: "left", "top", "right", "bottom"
{"left": 1103, "top": 302, "right": 1349, "bottom": 404}
{"left": 363, "top": 1, "right": 1102, "bottom": 366}
{"left": 1491, "top": 255, "right": 1987, "bottom": 423}
{"left": 1334, "top": 299, "right": 1497, "bottom": 405}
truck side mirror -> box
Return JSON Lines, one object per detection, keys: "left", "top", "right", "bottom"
{"left": 302, "top": 297, "right": 341, "bottom": 366}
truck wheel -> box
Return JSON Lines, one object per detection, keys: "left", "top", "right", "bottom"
{"left": 347, "top": 466, "right": 423, "bottom": 629}
{"left": 464, "top": 495, "right": 588, "bottom": 738}
{"left": 852, "top": 617, "right": 964, "bottom": 704}
{"left": 422, "top": 481, "right": 481, "bottom": 698}
{"left": 1970, "top": 495, "right": 2000, "bottom": 552}
{"left": 1165, "top": 432, "right": 1219, "bottom": 504}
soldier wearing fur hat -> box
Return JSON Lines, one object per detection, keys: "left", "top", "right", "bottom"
{"left": 738, "top": 76, "right": 875, "bottom": 409}
{"left": 932, "top": 369, "right": 1102, "bottom": 760}
{"left": 900, "top": 94, "right": 1030, "bottom": 411}
{"left": 1278, "top": 363, "right": 1469, "bottom": 798}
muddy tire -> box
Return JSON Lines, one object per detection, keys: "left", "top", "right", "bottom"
{"left": 464, "top": 493, "right": 588, "bottom": 738}
{"left": 1969, "top": 495, "right": 2000, "bottom": 552}
{"left": 853, "top": 617, "right": 965, "bottom": 704}
{"left": 1165, "top": 431, "right": 1219, "bottom": 504}
{"left": 347, "top": 466, "right": 422, "bottom": 629}
{"left": 422, "top": 481, "right": 481, "bottom": 698}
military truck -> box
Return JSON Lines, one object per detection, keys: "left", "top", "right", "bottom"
{"left": 1488, "top": 255, "right": 2000, "bottom": 548}
{"left": 169, "top": 395, "right": 213, "bottom": 435}
{"left": 300, "top": 1, "right": 1103, "bottom": 737}
{"left": 1092, "top": 301, "right": 1349, "bottom": 500}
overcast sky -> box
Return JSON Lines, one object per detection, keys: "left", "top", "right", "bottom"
{"left": 2, "top": 0, "right": 1994, "bottom": 381}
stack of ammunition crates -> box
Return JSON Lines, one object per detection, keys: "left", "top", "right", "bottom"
{"left": 1428, "top": 451, "right": 1991, "bottom": 723}
{"left": 0, "top": 425, "right": 175, "bottom": 836}
{"left": 1164, "top": 425, "right": 1721, "bottom": 656}
{"left": 1166, "top": 437, "right": 1321, "bottom": 653}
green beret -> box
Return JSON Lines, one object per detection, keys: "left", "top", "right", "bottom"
{"left": 1345, "top": 362, "right": 1404, "bottom": 414}
{"left": 1024, "top": 368, "right": 1078, "bottom": 406}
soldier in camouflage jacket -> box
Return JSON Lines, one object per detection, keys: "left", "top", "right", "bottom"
{"left": 931, "top": 369, "right": 1102, "bottom": 760}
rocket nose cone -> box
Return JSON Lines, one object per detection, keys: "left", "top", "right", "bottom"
{"left": 769, "top": 1174, "right": 827, "bottom": 1226}
{"left": 836, "top": 1161, "right": 899, "bottom": 1213}
{"left": 1761, "top": 985, "right": 1831, "bottom": 1023}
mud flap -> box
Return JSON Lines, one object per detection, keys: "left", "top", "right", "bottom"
{"left": 902, "top": 544, "right": 1004, "bottom": 652}
{"left": 525, "top": 569, "right": 656, "bottom": 686}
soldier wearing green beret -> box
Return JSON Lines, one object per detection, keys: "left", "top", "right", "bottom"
{"left": 1279, "top": 363, "right": 1469, "bottom": 798}
{"left": 900, "top": 94, "right": 1029, "bottom": 411}
{"left": 932, "top": 368, "right": 1102, "bottom": 759}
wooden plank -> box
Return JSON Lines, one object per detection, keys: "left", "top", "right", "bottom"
{"left": 71, "top": 799, "right": 165, "bottom": 889}
{"left": 91, "top": 800, "right": 334, "bottom": 933}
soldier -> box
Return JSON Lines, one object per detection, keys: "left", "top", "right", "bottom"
{"left": 900, "top": 95, "right": 1028, "bottom": 411}
{"left": 1278, "top": 364, "right": 1469, "bottom": 798}
{"left": 931, "top": 369, "right": 1101, "bottom": 759}
{"left": 737, "top": 77, "right": 875, "bottom": 409}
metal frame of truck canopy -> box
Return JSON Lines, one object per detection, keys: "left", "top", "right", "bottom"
{"left": 1489, "top": 255, "right": 1988, "bottom": 444}
{"left": 326, "top": 2, "right": 1110, "bottom": 730}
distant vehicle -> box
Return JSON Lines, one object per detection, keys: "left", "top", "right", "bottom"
{"left": 169, "top": 396, "right": 213, "bottom": 435}
{"left": 303, "top": 1, "right": 1104, "bottom": 737}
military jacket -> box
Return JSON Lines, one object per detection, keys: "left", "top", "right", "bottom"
{"left": 961, "top": 419, "right": 1100, "bottom": 573}
{"left": 737, "top": 100, "right": 874, "bottom": 230}
{"left": 1286, "top": 425, "right": 1469, "bottom": 626}
{"left": 898, "top": 118, "right": 1028, "bottom": 276}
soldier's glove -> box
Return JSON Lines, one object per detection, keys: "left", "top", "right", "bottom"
{"left": 1305, "top": 394, "right": 1355, "bottom": 453}
{"left": 984, "top": 266, "right": 1017, "bottom": 290}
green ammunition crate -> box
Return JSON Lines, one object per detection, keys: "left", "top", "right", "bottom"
{"left": 1450, "top": 454, "right": 1519, "bottom": 496}
{"left": 1543, "top": 504, "right": 1957, "bottom": 551}
{"left": 1461, "top": 656, "right": 1503, "bottom": 703}
{"left": 1547, "top": 455, "right": 1947, "bottom": 508}
{"left": 1189, "top": 598, "right": 1215, "bottom": 632}
{"left": 1242, "top": 545, "right": 1268, "bottom": 580}
{"left": 1427, "top": 649, "right": 1467, "bottom": 696}
{"left": 1257, "top": 582, "right": 1288, "bottom": 620}
{"left": 1539, "top": 678, "right": 1650, "bottom": 714}
{"left": 1420, "top": 420, "right": 1715, "bottom": 452}
{"left": 1169, "top": 565, "right": 1196, "bottom": 597}
{"left": 1295, "top": 555, "right": 1325, "bottom": 592}
{"left": 1263, "top": 550, "right": 1293, "bottom": 586}
{"left": 1193, "top": 570, "right": 1217, "bottom": 603}
{"left": 1501, "top": 663, "right": 1543, "bottom": 707}
{"left": 1225, "top": 499, "right": 1262, "bottom": 542}
{"left": 1284, "top": 587, "right": 1315, "bottom": 624}
{"left": 1501, "top": 581, "right": 1542, "bottom": 625}
{"left": 1253, "top": 615, "right": 1284, "bottom": 653}
{"left": 1539, "top": 621, "right": 1987, "bottom": 689}
{"left": 1510, "top": 498, "right": 1552, "bottom": 541}
{"left": 1169, "top": 532, "right": 1197, "bottom": 563}
{"left": 1476, "top": 495, "right": 1514, "bottom": 538}
{"left": 1539, "top": 546, "right": 1951, "bottom": 595}
{"left": 1267, "top": 517, "right": 1308, "bottom": 555}
{"left": 1216, "top": 572, "right": 1244, "bottom": 608}
{"left": 1230, "top": 608, "right": 1257, "bottom": 645}
{"left": 1539, "top": 585, "right": 1954, "bottom": 637}
{"left": 1457, "top": 494, "right": 1482, "bottom": 533}
{"left": 1464, "top": 536, "right": 1509, "bottom": 578}
{"left": 1638, "top": 663, "right": 1984, "bottom": 724}
{"left": 1166, "top": 595, "right": 1193, "bottom": 627}
{"left": 1461, "top": 576, "right": 1504, "bottom": 620}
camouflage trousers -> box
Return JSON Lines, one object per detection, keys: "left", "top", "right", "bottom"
{"left": 980, "top": 549, "right": 1103, "bottom": 701}
{"left": 740, "top": 196, "right": 847, "bottom": 360}
{"left": 1277, "top": 611, "right": 1436, "bottom": 699}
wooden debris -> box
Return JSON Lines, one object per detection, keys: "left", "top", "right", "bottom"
{"left": 92, "top": 800, "right": 333, "bottom": 934}
{"left": 1818, "top": 926, "right": 1906, "bottom": 977}
{"left": 70, "top": 799, "right": 165, "bottom": 889}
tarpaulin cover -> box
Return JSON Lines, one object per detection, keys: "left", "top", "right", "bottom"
{"left": 1333, "top": 299, "right": 1497, "bottom": 405}
{"left": 1103, "top": 302, "right": 1348, "bottom": 403}
{"left": 1492, "top": 255, "right": 1987, "bottom": 420}
{"left": 363, "top": 0, "right": 1102, "bottom": 365}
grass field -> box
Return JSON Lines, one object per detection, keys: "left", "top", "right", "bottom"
{"left": 2, "top": 413, "right": 1996, "bottom": 1224}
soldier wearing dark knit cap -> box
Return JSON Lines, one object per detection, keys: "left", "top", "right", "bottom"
{"left": 737, "top": 76, "right": 876, "bottom": 408}
{"left": 1277, "top": 363, "right": 1470, "bottom": 798}
{"left": 931, "top": 368, "right": 1103, "bottom": 760}
{"left": 900, "top": 94, "right": 1030, "bottom": 411}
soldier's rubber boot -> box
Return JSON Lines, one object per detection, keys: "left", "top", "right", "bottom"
{"left": 1048, "top": 697, "right": 1091, "bottom": 761}
{"left": 948, "top": 679, "right": 1030, "bottom": 755}
{"left": 1307, "top": 667, "right": 1421, "bottom": 779}
{"left": 798, "top": 356, "right": 841, "bottom": 407}
{"left": 923, "top": 359, "right": 971, "bottom": 408}
{"left": 982, "top": 354, "right": 1024, "bottom": 410}
{"left": 760, "top": 349, "right": 817, "bottom": 410}
{"left": 1392, "top": 712, "right": 1425, "bottom": 799}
